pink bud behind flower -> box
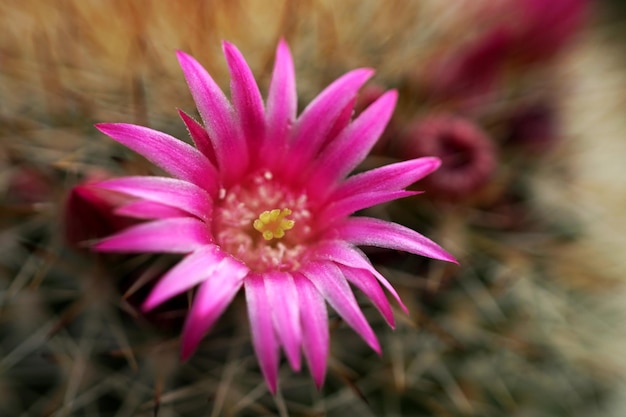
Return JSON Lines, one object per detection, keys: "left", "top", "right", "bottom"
{"left": 424, "top": 0, "right": 587, "bottom": 107}
{"left": 511, "top": 0, "right": 588, "bottom": 63}
{"left": 395, "top": 114, "right": 497, "bottom": 202}
{"left": 64, "top": 172, "right": 136, "bottom": 248}
{"left": 426, "top": 27, "right": 514, "bottom": 108}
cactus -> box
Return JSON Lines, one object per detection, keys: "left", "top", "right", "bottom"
{"left": 1, "top": 1, "right": 623, "bottom": 416}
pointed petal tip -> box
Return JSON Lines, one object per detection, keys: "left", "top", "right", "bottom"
{"left": 267, "top": 380, "right": 278, "bottom": 395}
{"left": 399, "top": 302, "right": 410, "bottom": 315}
{"left": 372, "top": 89, "right": 398, "bottom": 113}
{"left": 276, "top": 38, "right": 292, "bottom": 56}
{"left": 175, "top": 49, "right": 188, "bottom": 59}
{"left": 369, "top": 337, "right": 382, "bottom": 356}
{"left": 313, "top": 377, "right": 325, "bottom": 391}
{"left": 90, "top": 240, "right": 105, "bottom": 252}
{"left": 94, "top": 122, "right": 121, "bottom": 134}
{"left": 221, "top": 40, "right": 238, "bottom": 58}
{"left": 333, "top": 68, "right": 375, "bottom": 88}
{"left": 384, "top": 88, "right": 399, "bottom": 101}
{"left": 432, "top": 250, "right": 459, "bottom": 265}
{"left": 91, "top": 235, "right": 134, "bottom": 253}
{"left": 391, "top": 288, "right": 409, "bottom": 315}
{"left": 180, "top": 317, "right": 205, "bottom": 362}
{"left": 222, "top": 40, "right": 241, "bottom": 53}
{"left": 309, "top": 358, "right": 327, "bottom": 390}
{"left": 175, "top": 50, "right": 195, "bottom": 67}
{"left": 416, "top": 156, "right": 443, "bottom": 177}
{"left": 387, "top": 289, "right": 410, "bottom": 314}
{"left": 356, "top": 67, "right": 376, "bottom": 81}
{"left": 282, "top": 332, "right": 303, "bottom": 373}
{"left": 180, "top": 343, "right": 195, "bottom": 362}
{"left": 436, "top": 250, "right": 459, "bottom": 265}
{"left": 141, "top": 298, "right": 156, "bottom": 313}
{"left": 430, "top": 245, "right": 459, "bottom": 264}
{"left": 426, "top": 156, "right": 442, "bottom": 170}
{"left": 281, "top": 358, "right": 303, "bottom": 379}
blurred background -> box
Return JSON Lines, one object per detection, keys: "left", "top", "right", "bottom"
{"left": 1, "top": 0, "right": 626, "bottom": 416}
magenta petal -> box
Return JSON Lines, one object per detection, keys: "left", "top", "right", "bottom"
{"left": 94, "top": 176, "right": 213, "bottom": 221}
{"left": 333, "top": 157, "right": 442, "bottom": 199}
{"left": 245, "top": 274, "right": 280, "bottom": 393}
{"left": 95, "top": 123, "right": 218, "bottom": 195}
{"left": 176, "top": 51, "right": 248, "bottom": 182}
{"left": 115, "top": 200, "right": 189, "bottom": 219}
{"left": 300, "top": 262, "right": 380, "bottom": 354}
{"left": 286, "top": 68, "right": 374, "bottom": 174}
{"left": 180, "top": 255, "right": 248, "bottom": 359}
{"left": 323, "top": 96, "right": 357, "bottom": 149}
{"left": 338, "top": 264, "right": 395, "bottom": 328}
{"left": 310, "top": 240, "right": 408, "bottom": 314}
{"left": 334, "top": 217, "right": 458, "bottom": 264}
{"left": 293, "top": 272, "right": 328, "bottom": 389}
{"left": 143, "top": 245, "right": 225, "bottom": 311}
{"left": 311, "top": 90, "right": 398, "bottom": 191}
{"left": 94, "top": 217, "right": 211, "bottom": 253}
{"left": 223, "top": 41, "right": 265, "bottom": 148}
{"left": 318, "top": 190, "right": 419, "bottom": 225}
{"left": 264, "top": 39, "right": 296, "bottom": 165}
{"left": 178, "top": 109, "right": 217, "bottom": 165}
{"left": 264, "top": 272, "right": 302, "bottom": 371}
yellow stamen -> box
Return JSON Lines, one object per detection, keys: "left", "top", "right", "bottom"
{"left": 253, "top": 208, "right": 295, "bottom": 241}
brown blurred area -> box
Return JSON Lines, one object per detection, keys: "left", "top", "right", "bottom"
{"left": 0, "top": 1, "right": 443, "bottom": 184}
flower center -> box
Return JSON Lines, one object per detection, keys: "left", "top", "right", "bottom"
{"left": 212, "top": 171, "right": 312, "bottom": 272}
{"left": 253, "top": 208, "right": 295, "bottom": 241}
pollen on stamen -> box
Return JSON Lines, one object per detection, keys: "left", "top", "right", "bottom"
{"left": 253, "top": 208, "right": 295, "bottom": 241}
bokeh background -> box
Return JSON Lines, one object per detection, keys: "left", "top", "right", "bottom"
{"left": 2, "top": 1, "right": 626, "bottom": 416}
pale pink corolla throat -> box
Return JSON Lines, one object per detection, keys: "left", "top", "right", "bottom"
{"left": 212, "top": 171, "right": 311, "bottom": 272}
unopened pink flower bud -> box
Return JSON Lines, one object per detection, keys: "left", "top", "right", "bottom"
{"left": 395, "top": 114, "right": 497, "bottom": 202}
{"left": 64, "top": 173, "right": 135, "bottom": 248}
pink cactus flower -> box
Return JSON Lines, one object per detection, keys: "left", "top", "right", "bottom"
{"left": 90, "top": 40, "right": 456, "bottom": 392}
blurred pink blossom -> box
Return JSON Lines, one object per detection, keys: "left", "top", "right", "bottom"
{"left": 396, "top": 114, "right": 497, "bottom": 202}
